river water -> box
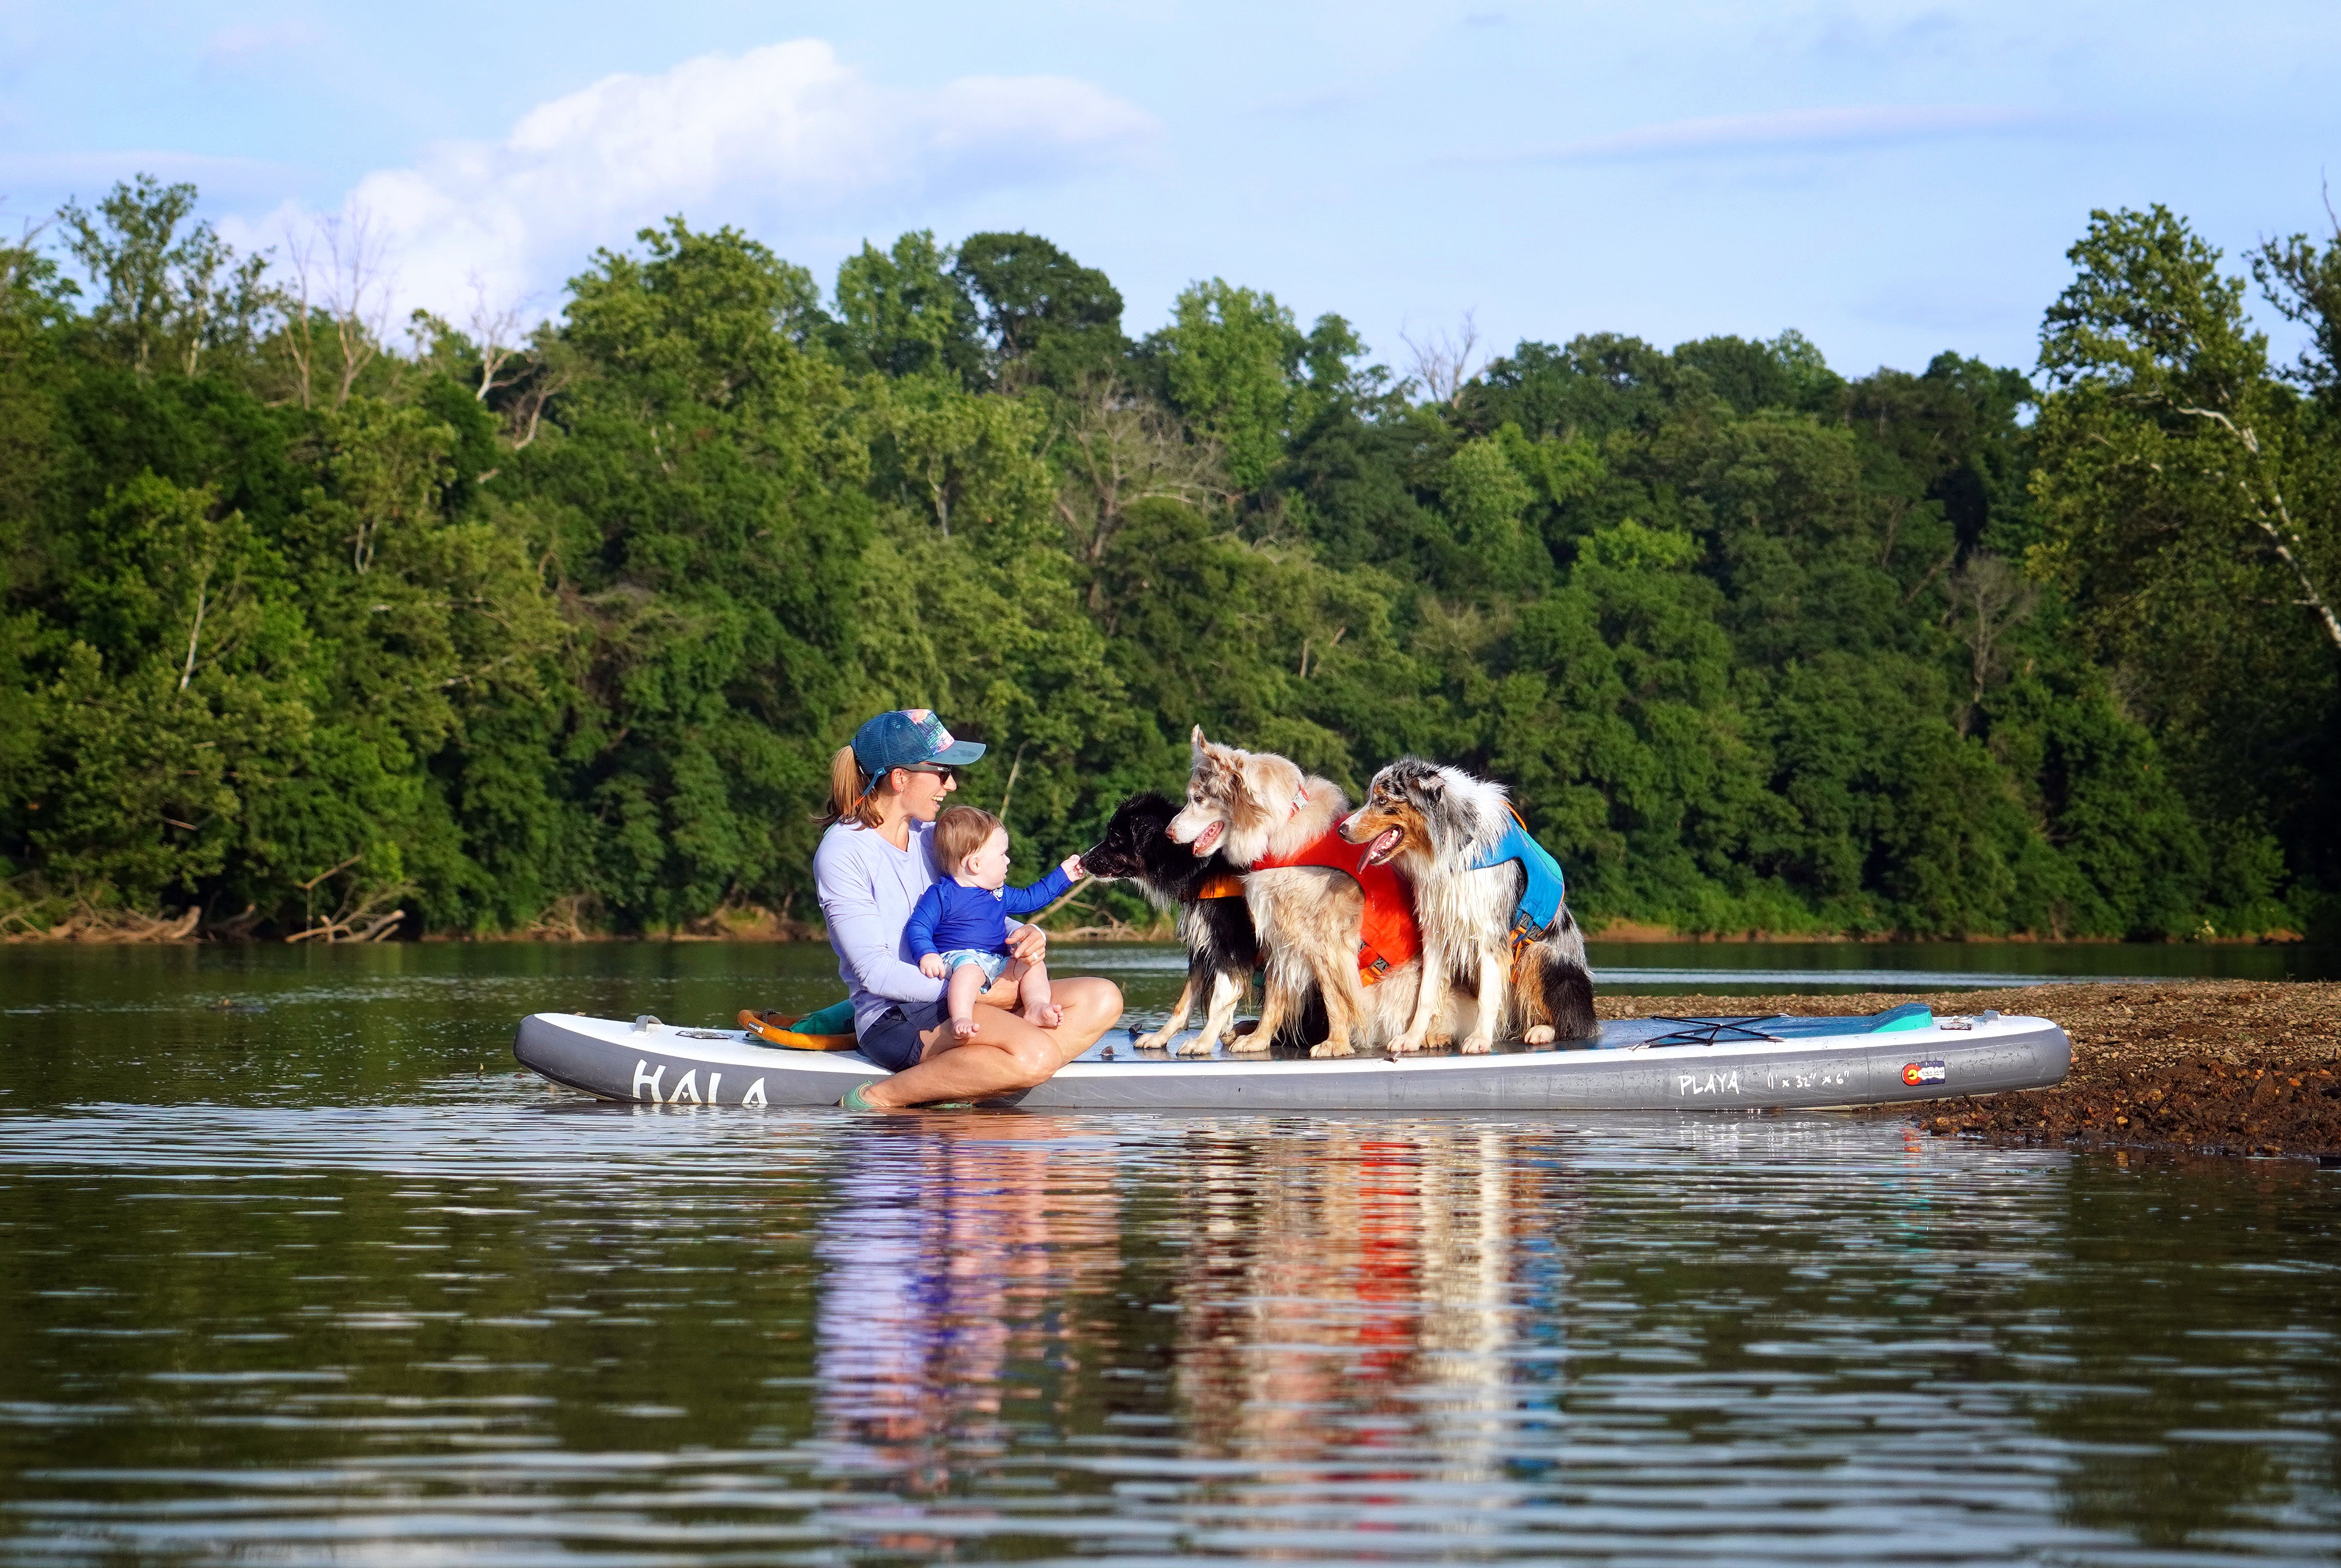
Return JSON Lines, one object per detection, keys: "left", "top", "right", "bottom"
{"left": 2, "top": 943, "right": 2336, "bottom": 1565}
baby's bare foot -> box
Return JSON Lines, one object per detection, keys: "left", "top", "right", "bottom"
{"left": 952, "top": 1016, "right": 980, "bottom": 1041}
{"left": 1025, "top": 1002, "right": 1064, "bottom": 1029}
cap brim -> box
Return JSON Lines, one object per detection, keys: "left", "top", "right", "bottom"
{"left": 934, "top": 740, "right": 987, "bottom": 765}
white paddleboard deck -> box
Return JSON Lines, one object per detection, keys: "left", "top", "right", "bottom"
{"left": 513, "top": 1005, "right": 2068, "bottom": 1111}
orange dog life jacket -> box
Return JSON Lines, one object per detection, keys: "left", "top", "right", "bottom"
{"left": 1245, "top": 826, "right": 1422, "bottom": 986}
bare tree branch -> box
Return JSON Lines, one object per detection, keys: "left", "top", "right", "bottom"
{"left": 1399, "top": 310, "right": 1482, "bottom": 407}
{"left": 465, "top": 275, "right": 528, "bottom": 402}
{"left": 2173, "top": 404, "right": 2341, "bottom": 649}
{"left": 1949, "top": 554, "right": 2039, "bottom": 733}
{"left": 1051, "top": 375, "right": 1230, "bottom": 607}
{"left": 178, "top": 567, "right": 208, "bottom": 693}
{"left": 277, "top": 209, "right": 393, "bottom": 411}
{"left": 322, "top": 211, "right": 390, "bottom": 408}
{"left": 277, "top": 225, "right": 317, "bottom": 409}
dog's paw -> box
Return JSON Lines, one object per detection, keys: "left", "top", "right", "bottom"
{"left": 1309, "top": 1039, "right": 1355, "bottom": 1058}
{"left": 1176, "top": 1033, "right": 1217, "bottom": 1056}
{"left": 1424, "top": 1031, "right": 1453, "bottom": 1051}
{"left": 1389, "top": 1032, "right": 1426, "bottom": 1055}
{"left": 1522, "top": 1024, "right": 1556, "bottom": 1046}
{"left": 1460, "top": 1036, "right": 1493, "bottom": 1055}
{"left": 1133, "top": 1028, "right": 1172, "bottom": 1051}
{"left": 1225, "top": 1034, "right": 1271, "bottom": 1053}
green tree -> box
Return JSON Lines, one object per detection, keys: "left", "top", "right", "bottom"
{"left": 6, "top": 183, "right": 2327, "bottom": 942}
{"left": 2029, "top": 206, "right": 2339, "bottom": 922}
{"left": 23, "top": 473, "right": 311, "bottom": 908}
{"left": 953, "top": 231, "right": 1126, "bottom": 389}
{"left": 830, "top": 231, "right": 982, "bottom": 385}
{"left": 1146, "top": 280, "right": 1361, "bottom": 490}
{"left": 864, "top": 372, "right": 1053, "bottom": 541}
{"left": 529, "top": 220, "right": 872, "bottom": 928}
{"left": 2256, "top": 215, "right": 2341, "bottom": 406}
{"left": 2035, "top": 206, "right": 2337, "bottom": 652}
{"left": 58, "top": 174, "right": 269, "bottom": 378}
{"left": 566, "top": 218, "right": 826, "bottom": 406}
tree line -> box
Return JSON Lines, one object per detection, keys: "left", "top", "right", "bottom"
{"left": 2, "top": 176, "right": 2336, "bottom": 941}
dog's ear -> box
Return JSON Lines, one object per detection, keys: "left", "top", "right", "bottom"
{"left": 1189, "top": 725, "right": 1210, "bottom": 764}
{"left": 1194, "top": 729, "right": 1249, "bottom": 781}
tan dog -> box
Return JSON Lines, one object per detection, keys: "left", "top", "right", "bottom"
{"left": 1165, "top": 729, "right": 1369, "bottom": 1056}
{"left": 1166, "top": 729, "right": 1461, "bottom": 1057}
{"left": 1340, "top": 757, "right": 1596, "bottom": 1053}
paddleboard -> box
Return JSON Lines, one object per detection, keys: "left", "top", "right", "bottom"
{"left": 512, "top": 1004, "right": 2068, "bottom": 1111}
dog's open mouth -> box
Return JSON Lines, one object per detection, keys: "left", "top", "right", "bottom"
{"left": 1358, "top": 827, "right": 1404, "bottom": 868}
{"left": 1189, "top": 820, "right": 1225, "bottom": 857}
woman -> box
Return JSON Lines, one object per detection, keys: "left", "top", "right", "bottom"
{"left": 814, "top": 709, "right": 1124, "bottom": 1109}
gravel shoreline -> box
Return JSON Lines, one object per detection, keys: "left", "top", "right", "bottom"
{"left": 1598, "top": 982, "right": 2341, "bottom": 1161}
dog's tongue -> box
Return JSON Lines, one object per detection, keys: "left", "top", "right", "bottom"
{"left": 1360, "top": 827, "right": 1402, "bottom": 868}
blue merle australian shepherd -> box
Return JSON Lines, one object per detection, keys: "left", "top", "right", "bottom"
{"left": 1338, "top": 758, "right": 1597, "bottom": 1053}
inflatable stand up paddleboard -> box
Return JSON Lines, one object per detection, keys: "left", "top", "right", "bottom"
{"left": 514, "top": 1002, "right": 2068, "bottom": 1112}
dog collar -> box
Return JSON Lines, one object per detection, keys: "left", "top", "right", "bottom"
{"left": 1287, "top": 786, "right": 1307, "bottom": 821}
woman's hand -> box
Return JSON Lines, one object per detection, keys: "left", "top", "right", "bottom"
{"left": 1006, "top": 922, "right": 1046, "bottom": 965}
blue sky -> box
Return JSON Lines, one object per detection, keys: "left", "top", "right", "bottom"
{"left": 3, "top": 1, "right": 2336, "bottom": 382}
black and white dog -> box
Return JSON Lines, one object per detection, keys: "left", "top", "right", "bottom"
{"left": 1082, "top": 792, "right": 1321, "bottom": 1053}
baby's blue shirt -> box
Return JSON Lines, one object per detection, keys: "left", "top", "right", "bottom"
{"left": 905, "top": 865, "right": 1076, "bottom": 959}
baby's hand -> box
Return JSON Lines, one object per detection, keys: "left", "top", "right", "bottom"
{"left": 918, "top": 954, "right": 946, "bottom": 978}
{"left": 1061, "top": 853, "right": 1085, "bottom": 880}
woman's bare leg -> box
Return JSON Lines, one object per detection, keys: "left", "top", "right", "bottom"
{"left": 859, "top": 976, "right": 1123, "bottom": 1108}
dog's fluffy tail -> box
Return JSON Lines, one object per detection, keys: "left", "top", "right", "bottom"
{"left": 1537, "top": 950, "right": 1598, "bottom": 1042}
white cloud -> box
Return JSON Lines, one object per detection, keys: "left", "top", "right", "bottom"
{"left": 1526, "top": 104, "right": 2055, "bottom": 163}
{"left": 268, "top": 39, "right": 1157, "bottom": 325}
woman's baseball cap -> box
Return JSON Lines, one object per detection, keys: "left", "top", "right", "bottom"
{"left": 851, "top": 709, "right": 987, "bottom": 775}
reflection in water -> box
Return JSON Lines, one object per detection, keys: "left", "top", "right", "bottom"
{"left": 1169, "top": 1128, "right": 1533, "bottom": 1480}
{"left": 773, "top": 1113, "right": 2340, "bottom": 1562}
{"left": 815, "top": 1118, "right": 1125, "bottom": 1492}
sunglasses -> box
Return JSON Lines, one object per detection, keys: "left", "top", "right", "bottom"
{"left": 898, "top": 764, "right": 957, "bottom": 782}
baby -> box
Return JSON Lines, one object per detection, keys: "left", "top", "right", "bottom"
{"left": 908, "top": 805, "right": 1085, "bottom": 1040}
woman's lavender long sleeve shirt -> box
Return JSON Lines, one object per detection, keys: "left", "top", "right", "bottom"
{"left": 814, "top": 820, "right": 946, "bottom": 1037}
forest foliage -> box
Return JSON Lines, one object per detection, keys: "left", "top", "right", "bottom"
{"left": 3, "top": 177, "right": 2337, "bottom": 941}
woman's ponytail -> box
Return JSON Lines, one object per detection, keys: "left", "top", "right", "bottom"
{"left": 819, "top": 745, "right": 888, "bottom": 830}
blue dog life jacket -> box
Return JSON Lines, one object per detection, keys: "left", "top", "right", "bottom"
{"left": 1466, "top": 806, "right": 1567, "bottom": 945}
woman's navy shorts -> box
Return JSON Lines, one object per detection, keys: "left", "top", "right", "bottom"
{"left": 857, "top": 998, "right": 949, "bottom": 1072}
